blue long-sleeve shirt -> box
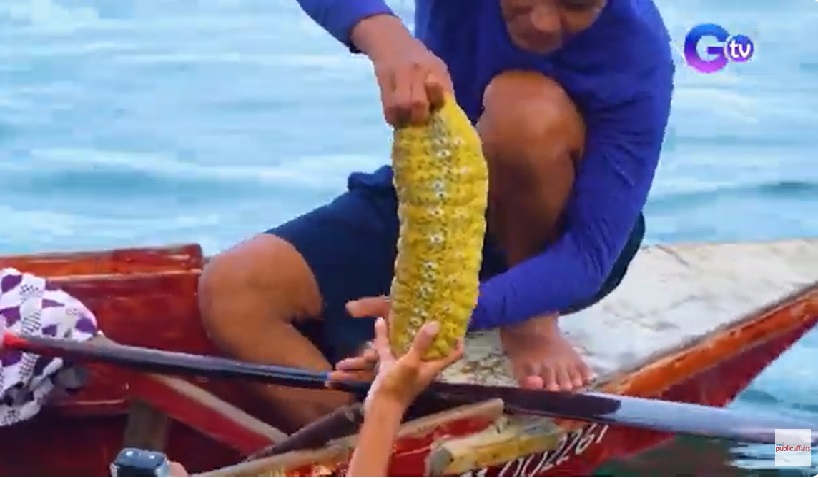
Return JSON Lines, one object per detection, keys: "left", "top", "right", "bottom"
{"left": 296, "top": 0, "right": 675, "bottom": 330}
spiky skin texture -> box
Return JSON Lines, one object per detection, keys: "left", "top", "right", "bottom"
{"left": 389, "top": 96, "right": 489, "bottom": 360}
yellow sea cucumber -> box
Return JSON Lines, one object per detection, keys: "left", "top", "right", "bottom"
{"left": 389, "top": 95, "right": 489, "bottom": 360}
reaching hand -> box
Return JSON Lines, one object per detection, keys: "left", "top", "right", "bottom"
{"left": 365, "top": 314, "right": 464, "bottom": 412}
{"left": 327, "top": 297, "right": 389, "bottom": 384}
{"left": 329, "top": 296, "right": 464, "bottom": 411}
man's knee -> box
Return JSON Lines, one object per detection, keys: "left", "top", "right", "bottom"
{"left": 478, "top": 71, "right": 586, "bottom": 177}
{"left": 477, "top": 71, "right": 587, "bottom": 259}
{"left": 198, "top": 234, "right": 322, "bottom": 342}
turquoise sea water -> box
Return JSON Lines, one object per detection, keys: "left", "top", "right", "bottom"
{"left": 1, "top": 0, "right": 817, "bottom": 474}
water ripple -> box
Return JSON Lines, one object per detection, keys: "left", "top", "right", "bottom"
{"left": 1, "top": 0, "right": 816, "bottom": 474}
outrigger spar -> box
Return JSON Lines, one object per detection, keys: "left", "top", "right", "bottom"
{"left": 5, "top": 330, "right": 817, "bottom": 446}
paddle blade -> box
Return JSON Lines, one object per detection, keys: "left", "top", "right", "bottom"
{"left": 432, "top": 382, "right": 818, "bottom": 445}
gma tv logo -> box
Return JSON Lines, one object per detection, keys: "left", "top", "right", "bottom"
{"left": 683, "top": 23, "right": 755, "bottom": 74}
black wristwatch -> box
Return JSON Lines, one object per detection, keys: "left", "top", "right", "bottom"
{"left": 110, "top": 447, "right": 171, "bottom": 477}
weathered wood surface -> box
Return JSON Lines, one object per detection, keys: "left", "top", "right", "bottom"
{"left": 442, "top": 238, "right": 818, "bottom": 387}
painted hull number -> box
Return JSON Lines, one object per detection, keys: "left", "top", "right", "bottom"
{"left": 461, "top": 423, "right": 608, "bottom": 477}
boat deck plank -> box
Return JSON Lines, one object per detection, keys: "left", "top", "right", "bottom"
{"left": 442, "top": 238, "right": 818, "bottom": 386}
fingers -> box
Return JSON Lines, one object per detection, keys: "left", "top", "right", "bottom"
{"left": 390, "top": 64, "right": 429, "bottom": 126}
{"left": 425, "top": 72, "right": 448, "bottom": 112}
{"left": 439, "top": 338, "right": 465, "bottom": 367}
{"left": 371, "top": 316, "right": 394, "bottom": 361}
{"left": 382, "top": 63, "right": 432, "bottom": 127}
{"left": 426, "top": 54, "right": 452, "bottom": 110}
{"left": 389, "top": 64, "right": 414, "bottom": 126}
{"left": 327, "top": 369, "right": 374, "bottom": 384}
{"left": 434, "top": 57, "right": 454, "bottom": 94}
{"left": 335, "top": 348, "right": 378, "bottom": 372}
{"left": 427, "top": 337, "right": 465, "bottom": 375}
{"left": 327, "top": 347, "right": 379, "bottom": 385}
{"left": 373, "top": 63, "right": 396, "bottom": 126}
{"left": 406, "top": 320, "right": 440, "bottom": 360}
{"left": 380, "top": 57, "right": 449, "bottom": 127}
{"left": 408, "top": 67, "right": 431, "bottom": 125}
{"left": 339, "top": 348, "right": 378, "bottom": 368}
{"left": 346, "top": 296, "right": 390, "bottom": 319}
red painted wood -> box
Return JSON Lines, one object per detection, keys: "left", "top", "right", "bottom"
{"left": 128, "top": 374, "right": 275, "bottom": 456}
{"left": 0, "top": 244, "right": 203, "bottom": 276}
{"left": 0, "top": 244, "right": 815, "bottom": 477}
{"left": 543, "top": 316, "right": 818, "bottom": 477}
{"left": 272, "top": 314, "right": 818, "bottom": 477}
{"left": 0, "top": 413, "right": 243, "bottom": 477}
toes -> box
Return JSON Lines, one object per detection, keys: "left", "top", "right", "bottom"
{"left": 580, "top": 363, "right": 596, "bottom": 385}
{"left": 571, "top": 360, "right": 595, "bottom": 389}
{"left": 542, "top": 367, "right": 560, "bottom": 391}
{"left": 569, "top": 365, "right": 586, "bottom": 389}
{"left": 555, "top": 366, "right": 574, "bottom": 391}
{"left": 168, "top": 461, "right": 188, "bottom": 477}
{"left": 511, "top": 360, "right": 530, "bottom": 387}
{"left": 523, "top": 375, "right": 544, "bottom": 389}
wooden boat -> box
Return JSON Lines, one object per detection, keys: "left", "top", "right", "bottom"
{"left": 0, "top": 238, "right": 816, "bottom": 477}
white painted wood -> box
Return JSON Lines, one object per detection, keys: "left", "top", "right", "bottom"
{"left": 440, "top": 239, "right": 818, "bottom": 387}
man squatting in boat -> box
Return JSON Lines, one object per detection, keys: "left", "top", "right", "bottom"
{"left": 0, "top": 268, "right": 458, "bottom": 476}
{"left": 198, "top": 0, "right": 675, "bottom": 433}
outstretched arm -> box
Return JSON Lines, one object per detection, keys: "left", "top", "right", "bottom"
{"left": 469, "top": 69, "right": 674, "bottom": 330}
{"left": 346, "top": 396, "right": 405, "bottom": 476}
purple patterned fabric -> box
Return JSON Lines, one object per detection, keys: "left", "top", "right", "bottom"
{"left": 0, "top": 268, "right": 99, "bottom": 426}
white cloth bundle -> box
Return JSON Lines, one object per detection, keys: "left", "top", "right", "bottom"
{"left": 0, "top": 268, "right": 98, "bottom": 426}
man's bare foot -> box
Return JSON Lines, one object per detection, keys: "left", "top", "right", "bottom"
{"left": 499, "top": 314, "right": 594, "bottom": 392}
{"left": 169, "top": 461, "right": 189, "bottom": 477}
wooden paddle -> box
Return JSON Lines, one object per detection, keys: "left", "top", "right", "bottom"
{"left": 2, "top": 331, "right": 369, "bottom": 393}
{"left": 4, "top": 331, "right": 816, "bottom": 445}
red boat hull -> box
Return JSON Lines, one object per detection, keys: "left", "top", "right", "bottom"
{"left": 0, "top": 243, "right": 815, "bottom": 477}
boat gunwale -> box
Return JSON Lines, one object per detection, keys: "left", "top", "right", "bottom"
{"left": 1, "top": 241, "right": 816, "bottom": 476}
{"left": 197, "top": 281, "right": 818, "bottom": 476}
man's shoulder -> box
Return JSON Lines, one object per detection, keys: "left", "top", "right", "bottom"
{"left": 624, "top": 0, "right": 673, "bottom": 40}
{"left": 554, "top": 0, "right": 675, "bottom": 110}
{"left": 621, "top": 0, "right": 675, "bottom": 66}
{"left": 560, "top": 0, "right": 673, "bottom": 69}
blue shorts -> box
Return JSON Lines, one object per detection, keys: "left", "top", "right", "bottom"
{"left": 267, "top": 172, "right": 645, "bottom": 365}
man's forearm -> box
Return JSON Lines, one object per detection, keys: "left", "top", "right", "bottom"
{"left": 295, "top": 0, "right": 412, "bottom": 54}
{"left": 351, "top": 14, "right": 415, "bottom": 59}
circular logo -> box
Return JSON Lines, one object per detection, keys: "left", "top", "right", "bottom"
{"left": 724, "top": 34, "right": 754, "bottom": 63}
